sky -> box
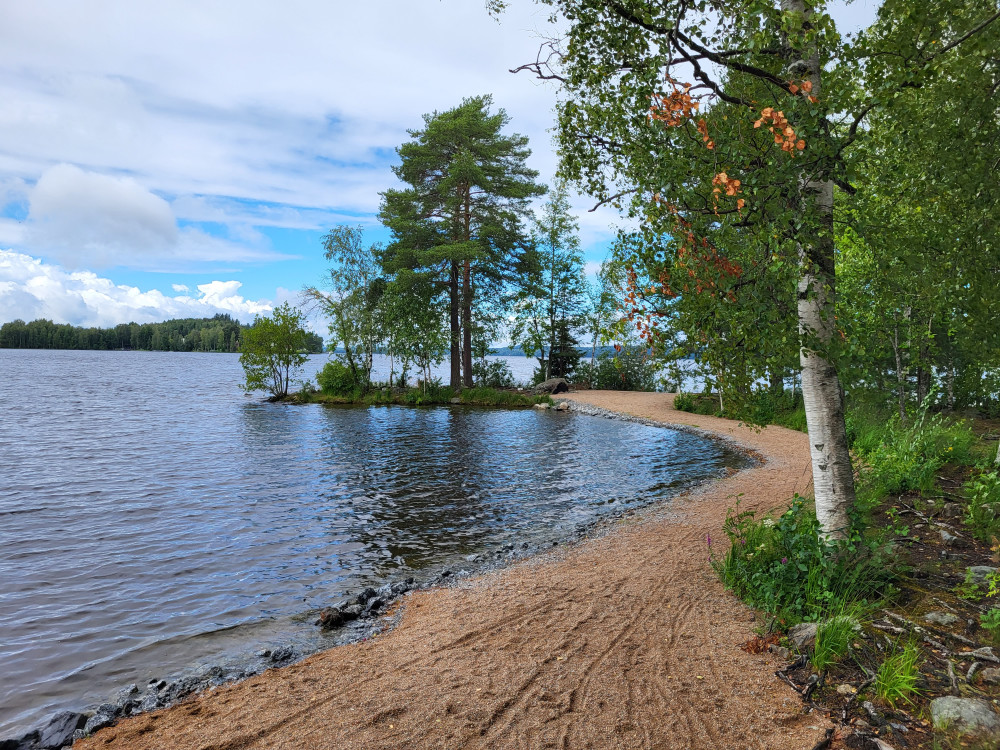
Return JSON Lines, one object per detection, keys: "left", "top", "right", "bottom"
{"left": 0, "top": 0, "right": 879, "bottom": 330}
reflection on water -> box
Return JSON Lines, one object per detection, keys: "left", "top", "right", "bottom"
{"left": 0, "top": 350, "right": 740, "bottom": 737}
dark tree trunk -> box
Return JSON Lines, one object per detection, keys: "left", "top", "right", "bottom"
{"left": 462, "top": 260, "right": 473, "bottom": 388}
{"left": 450, "top": 261, "right": 461, "bottom": 389}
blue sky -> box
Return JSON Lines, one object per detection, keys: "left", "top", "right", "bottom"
{"left": 0, "top": 0, "right": 878, "bottom": 330}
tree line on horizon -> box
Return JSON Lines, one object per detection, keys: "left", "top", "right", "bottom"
{"left": 0, "top": 315, "right": 323, "bottom": 354}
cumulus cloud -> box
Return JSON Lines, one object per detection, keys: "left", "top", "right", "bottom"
{"left": 0, "top": 250, "right": 271, "bottom": 327}
{"left": 171, "top": 283, "right": 189, "bottom": 292}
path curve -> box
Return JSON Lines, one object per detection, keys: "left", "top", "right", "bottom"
{"left": 76, "top": 391, "right": 828, "bottom": 750}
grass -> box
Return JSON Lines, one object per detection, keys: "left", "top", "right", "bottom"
{"left": 292, "top": 384, "right": 551, "bottom": 408}
{"left": 674, "top": 390, "right": 807, "bottom": 432}
{"left": 812, "top": 610, "right": 860, "bottom": 672}
{"left": 874, "top": 640, "right": 923, "bottom": 708}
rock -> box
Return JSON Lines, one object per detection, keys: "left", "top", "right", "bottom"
{"left": 0, "top": 731, "right": 39, "bottom": 750}
{"left": 449, "top": 397, "right": 462, "bottom": 404}
{"left": 138, "top": 693, "right": 160, "bottom": 712}
{"left": 114, "top": 683, "right": 139, "bottom": 712}
{"left": 836, "top": 684, "right": 857, "bottom": 696}
{"left": 318, "top": 607, "right": 346, "bottom": 629}
{"left": 83, "top": 710, "right": 116, "bottom": 735}
{"left": 38, "top": 711, "right": 86, "bottom": 749}
{"left": 342, "top": 604, "right": 364, "bottom": 618}
{"left": 930, "top": 696, "right": 1000, "bottom": 736}
{"left": 966, "top": 566, "right": 998, "bottom": 586}
{"left": 364, "top": 596, "right": 386, "bottom": 614}
{"left": 862, "top": 701, "right": 885, "bottom": 726}
{"left": 465, "top": 554, "right": 479, "bottom": 562}
{"left": 788, "top": 622, "right": 818, "bottom": 650}
{"left": 554, "top": 401, "right": 570, "bottom": 411}
{"left": 940, "top": 529, "right": 959, "bottom": 546}
{"left": 255, "top": 648, "right": 271, "bottom": 658}
{"left": 269, "top": 646, "right": 295, "bottom": 663}
{"left": 532, "top": 403, "right": 550, "bottom": 410}
{"left": 533, "top": 378, "right": 569, "bottom": 395}
{"left": 942, "top": 503, "right": 963, "bottom": 519}
{"left": 768, "top": 644, "right": 791, "bottom": 660}
{"left": 354, "top": 587, "right": 377, "bottom": 605}
{"left": 979, "top": 668, "right": 1000, "bottom": 685}
{"left": 923, "top": 611, "right": 960, "bottom": 627}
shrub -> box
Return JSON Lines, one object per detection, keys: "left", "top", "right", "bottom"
{"left": 965, "top": 469, "right": 1000, "bottom": 543}
{"left": 574, "top": 349, "right": 658, "bottom": 391}
{"left": 874, "top": 641, "right": 922, "bottom": 708}
{"left": 473, "top": 358, "right": 516, "bottom": 389}
{"left": 980, "top": 608, "right": 1000, "bottom": 643}
{"left": 317, "top": 360, "right": 359, "bottom": 396}
{"left": 673, "top": 392, "right": 695, "bottom": 412}
{"left": 711, "top": 497, "right": 893, "bottom": 624}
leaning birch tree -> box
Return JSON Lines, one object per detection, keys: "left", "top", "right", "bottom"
{"left": 503, "top": 0, "right": 999, "bottom": 539}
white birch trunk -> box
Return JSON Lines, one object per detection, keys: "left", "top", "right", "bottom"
{"left": 785, "top": 0, "right": 857, "bottom": 540}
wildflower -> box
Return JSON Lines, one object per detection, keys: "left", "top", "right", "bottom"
{"left": 757, "top": 543, "right": 766, "bottom": 551}
{"left": 739, "top": 538, "right": 746, "bottom": 546}
{"left": 746, "top": 553, "right": 754, "bottom": 560}
{"left": 781, "top": 557, "right": 788, "bottom": 564}
{"left": 706, "top": 534, "right": 712, "bottom": 546}
{"left": 762, "top": 518, "right": 775, "bottom": 528}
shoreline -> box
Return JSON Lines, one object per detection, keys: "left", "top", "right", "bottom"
{"left": 73, "top": 390, "right": 827, "bottom": 750}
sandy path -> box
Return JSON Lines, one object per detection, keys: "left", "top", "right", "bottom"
{"left": 76, "top": 391, "right": 828, "bottom": 750}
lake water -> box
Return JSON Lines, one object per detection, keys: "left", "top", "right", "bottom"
{"left": 0, "top": 350, "right": 739, "bottom": 737}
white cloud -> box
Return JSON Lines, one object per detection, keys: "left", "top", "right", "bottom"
{"left": 0, "top": 250, "right": 271, "bottom": 327}
{"left": 171, "top": 283, "right": 189, "bottom": 292}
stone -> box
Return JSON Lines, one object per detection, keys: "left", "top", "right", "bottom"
{"left": 0, "top": 731, "right": 39, "bottom": 750}
{"left": 940, "top": 529, "right": 959, "bottom": 546}
{"left": 923, "top": 611, "right": 960, "bottom": 627}
{"left": 967, "top": 566, "right": 998, "bottom": 586}
{"left": 83, "top": 711, "right": 116, "bottom": 735}
{"left": 942, "top": 503, "right": 963, "bottom": 519}
{"left": 554, "top": 401, "right": 570, "bottom": 411}
{"left": 269, "top": 646, "right": 295, "bottom": 663}
{"left": 788, "top": 622, "right": 818, "bottom": 650}
{"left": 532, "top": 403, "right": 550, "bottom": 410}
{"left": 138, "top": 693, "right": 160, "bottom": 712}
{"left": 114, "top": 683, "right": 139, "bottom": 712}
{"left": 979, "top": 668, "right": 1000, "bottom": 685}
{"left": 318, "top": 607, "right": 346, "bottom": 629}
{"left": 836, "top": 684, "right": 856, "bottom": 696}
{"left": 930, "top": 696, "right": 1000, "bottom": 736}
{"left": 533, "top": 378, "right": 569, "bottom": 395}
{"left": 38, "top": 711, "right": 86, "bottom": 749}
{"left": 354, "top": 587, "right": 377, "bottom": 605}
{"left": 449, "top": 397, "right": 462, "bottom": 404}
{"left": 768, "top": 644, "right": 791, "bottom": 660}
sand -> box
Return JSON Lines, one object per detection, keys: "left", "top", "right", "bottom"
{"left": 75, "top": 391, "right": 830, "bottom": 750}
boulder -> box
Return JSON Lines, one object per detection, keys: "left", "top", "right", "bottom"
{"left": 930, "top": 696, "right": 1000, "bottom": 736}
{"left": 83, "top": 710, "right": 116, "bottom": 735}
{"left": 554, "top": 401, "right": 570, "bottom": 411}
{"left": 38, "top": 711, "right": 86, "bottom": 749}
{"left": 788, "top": 622, "right": 818, "bottom": 650}
{"left": 533, "top": 378, "right": 569, "bottom": 395}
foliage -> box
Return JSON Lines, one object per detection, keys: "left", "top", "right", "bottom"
{"left": 305, "top": 225, "right": 386, "bottom": 393}
{"left": 711, "top": 498, "right": 892, "bottom": 624}
{"left": 848, "top": 409, "right": 977, "bottom": 496}
{"left": 673, "top": 392, "right": 695, "bottom": 412}
{"left": 874, "top": 641, "right": 923, "bottom": 708}
{"left": 379, "top": 95, "right": 544, "bottom": 388}
{"left": 964, "top": 469, "right": 1000, "bottom": 544}
{"left": 980, "top": 608, "right": 1000, "bottom": 644}
{"left": 0, "top": 314, "right": 302, "bottom": 353}
{"left": 574, "top": 348, "right": 658, "bottom": 392}
{"left": 317, "top": 360, "right": 359, "bottom": 397}
{"left": 510, "top": 181, "right": 587, "bottom": 380}
{"left": 239, "top": 303, "right": 310, "bottom": 399}
{"left": 473, "top": 358, "right": 516, "bottom": 389}
{"left": 672, "top": 390, "right": 807, "bottom": 432}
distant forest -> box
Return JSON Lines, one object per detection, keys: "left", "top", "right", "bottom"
{"left": 0, "top": 315, "right": 324, "bottom": 353}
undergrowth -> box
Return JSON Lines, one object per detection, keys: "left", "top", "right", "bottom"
{"left": 874, "top": 640, "right": 923, "bottom": 708}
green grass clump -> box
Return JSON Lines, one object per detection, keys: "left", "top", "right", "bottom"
{"left": 874, "top": 641, "right": 923, "bottom": 707}
{"left": 964, "top": 469, "right": 1000, "bottom": 543}
{"left": 711, "top": 497, "right": 893, "bottom": 624}
{"left": 812, "top": 611, "right": 859, "bottom": 672}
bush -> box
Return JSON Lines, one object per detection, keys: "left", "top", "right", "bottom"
{"left": 711, "top": 497, "right": 893, "bottom": 624}
{"left": 849, "top": 410, "right": 977, "bottom": 496}
{"left": 574, "top": 349, "right": 658, "bottom": 391}
{"left": 673, "top": 392, "right": 695, "bottom": 412}
{"left": 473, "top": 358, "right": 516, "bottom": 389}
{"left": 317, "top": 360, "right": 359, "bottom": 396}
{"left": 965, "top": 469, "right": 1000, "bottom": 543}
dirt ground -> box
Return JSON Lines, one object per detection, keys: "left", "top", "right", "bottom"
{"left": 76, "top": 391, "right": 830, "bottom": 750}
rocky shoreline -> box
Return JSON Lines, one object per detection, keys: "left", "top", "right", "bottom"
{"left": 2, "top": 397, "right": 749, "bottom": 750}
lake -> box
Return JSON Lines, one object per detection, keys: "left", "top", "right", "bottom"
{"left": 0, "top": 349, "right": 739, "bottom": 737}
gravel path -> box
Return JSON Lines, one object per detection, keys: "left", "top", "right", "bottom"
{"left": 76, "top": 391, "right": 829, "bottom": 750}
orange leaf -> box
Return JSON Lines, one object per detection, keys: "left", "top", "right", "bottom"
{"left": 808, "top": 95, "right": 818, "bottom": 104}
{"left": 796, "top": 140, "right": 806, "bottom": 150}
{"left": 789, "top": 84, "right": 799, "bottom": 94}
{"left": 801, "top": 80, "right": 813, "bottom": 93}
{"left": 737, "top": 198, "right": 746, "bottom": 209}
